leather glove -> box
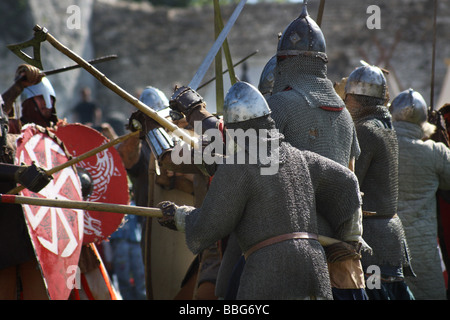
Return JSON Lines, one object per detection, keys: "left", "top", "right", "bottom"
{"left": 128, "top": 110, "right": 161, "bottom": 138}
{"left": 169, "top": 86, "right": 204, "bottom": 117}
{"left": 324, "top": 241, "right": 362, "bottom": 263}
{"left": 15, "top": 162, "right": 52, "bottom": 193}
{"left": 157, "top": 201, "right": 178, "bottom": 231}
{"left": 15, "top": 64, "right": 43, "bottom": 88}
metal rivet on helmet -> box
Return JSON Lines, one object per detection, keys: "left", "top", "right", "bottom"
{"left": 223, "top": 81, "right": 271, "bottom": 125}
{"left": 390, "top": 88, "right": 428, "bottom": 125}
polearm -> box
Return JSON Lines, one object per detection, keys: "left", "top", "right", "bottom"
{"left": 41, "top": 55, "right": 118, "bottom": 76}
{"left": 7, "top": 130, "right": 140, "bottom": 195}
{"left": 197, "top": 50, "right": 258, "bottom": 90}
{"left": 0, "top": 193, "right": 342, "bottom": 246}
{"left": 0, "top": 194, "right": 162, "bottom": 218}
{"left": 316, "top": 0, "right": 326, "bottom": 27}
{"left": 28, "top": 25, "right": 196, "bottom": 147}
{"left": 430, "top": 0, "right": 438, "bottom": 111}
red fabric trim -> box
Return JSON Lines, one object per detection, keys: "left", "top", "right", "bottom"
{"left": 319, "top": 106, "right": 344, "bottom": 112}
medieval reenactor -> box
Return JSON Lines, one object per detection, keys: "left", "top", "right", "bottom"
{"left": 344, "top": 65, "right": 415, "bottom": 300}
{"left": 264, "top": 5, "right": 365, "bottom": 300}
{"left": 0, "top": 65, "right": 53, "bottom": 299}
{"left": 390, "top": 89, "right": 450, "bottom": 300}
{"left": 155, "top": 81, "right": 364, "bottom": 299}
{"left": 122, "top": 86, "right": 219, "bottom": 300}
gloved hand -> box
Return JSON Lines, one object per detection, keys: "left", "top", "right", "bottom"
{"left": 157, "top": 201, "right": 178, "bottom": 231}
{"left": 14, "top": 162, "right": 52, "bottom": 193}
{"left": 324, "top": 241, "right": 362, "bottom": 263}
{"left": 169, "top": 86, "right": 204, "bottom": 118}
{"left": 15, "top": 64, "right": 43, "bottom": 88}
{"left": 128, "top": 110, "right": 161, "bottom": 138}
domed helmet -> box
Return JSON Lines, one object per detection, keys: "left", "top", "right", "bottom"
{"left": 390, "top": 88, "right": 428, "bottom": 125}
{"left": 344, "top": 65, "right": 387, "bottom": 99}
{"left": 258, "top": 55, "right": 277, "bottom": 98}
{"left": 223, "top": 81, "right": 271, "bottom": 124}
{"left": 277, "top": 5, "right": 326, "bottom": 57}
{"left": 21, "top": 77, "right": 56, "bottom": 110}
{"left": 139, "top": 86, "right": 169, "bottom": 112}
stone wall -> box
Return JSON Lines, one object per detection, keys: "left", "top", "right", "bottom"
{"left": 1, "top": 0, "right": 450, "bottom": 125}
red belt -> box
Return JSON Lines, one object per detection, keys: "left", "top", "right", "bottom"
{"left": 244, "top": 232, "right": 318, "bottom": 260}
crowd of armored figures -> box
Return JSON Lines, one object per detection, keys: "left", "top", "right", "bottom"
{"left": 1, "top": 5, "right": 449, "bottom": 300}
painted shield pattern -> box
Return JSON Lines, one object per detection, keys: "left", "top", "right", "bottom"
{"left": 15, "top": 124, "right": 84, "bottom": 300}
{"left": 53, "top": 124, "right": 128, "bottom": 244}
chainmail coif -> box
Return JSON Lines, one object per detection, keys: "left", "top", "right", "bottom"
{"left": 181, "top": 116, "right": 362, "bottom": 299}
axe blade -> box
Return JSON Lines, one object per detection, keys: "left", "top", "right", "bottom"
{"left": 7, "top": 27, "right": 48, "bottom": 70}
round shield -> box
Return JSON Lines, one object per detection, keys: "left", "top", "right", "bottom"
{"left": 52, "top": 124, "right": 128, "bottom": 244}
{"left": 15, "top": 124, "right": 84, "bottom": 300}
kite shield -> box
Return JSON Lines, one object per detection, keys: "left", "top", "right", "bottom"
{"left": 14, "top": 124, "right": 84, "bottom": 300}
{"left": 53, "top": 123, "right": 128, "bottom": 244}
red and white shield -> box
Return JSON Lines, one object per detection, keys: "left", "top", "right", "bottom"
{"left": 53, "top": 124, "right": 128, "bottom": 244}
{"left": 15, "top": 124, "right": 84, "bottom": 300}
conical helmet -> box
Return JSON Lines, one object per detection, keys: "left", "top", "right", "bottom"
{"left": 345, "top": 65, "right": 387, "bottom": 99}
{"left": 139, "top": 86, "right": 169, "bottom": 112}
{"left": 223, "top": 81, "right": 271, "bottom": 124}
{"left": 390, "top": 88, "right": 428, "bottom": 125}
{"left": 277, "top": 5, "right": 326, "bottom": 56}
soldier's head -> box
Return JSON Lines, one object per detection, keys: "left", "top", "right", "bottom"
{"left": 344, "top": 65, "right": 388, "bottom": 107}
{"left": 276, "top": 5, "right": 326, "bottom": 62}
{"left": 223, "top": 81, "right": 271, "bottom": 128}
{"left": 139, "top": 86, "right": 169, "bottom": 112}
{"left": 20, "top": 77, "right": 57, "bottom": 127}
{"left": 258, "top": 56, "right": 276, "bottom": 99}
{"left": 390, "top": 89, "right": 428, "bottom": 126}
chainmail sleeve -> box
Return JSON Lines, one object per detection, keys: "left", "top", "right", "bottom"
{"left": 184, "top": 163, "right": 250, "bottom": 255}
{"left": 303, "top": 151, "right": 363, "bottom": 242}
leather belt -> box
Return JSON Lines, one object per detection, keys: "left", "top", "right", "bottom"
{"left": 363, "top": 211, "right": 398, "bottom": 219}
{"left": 244, "top": 232, "right": 318, "bottom": 260}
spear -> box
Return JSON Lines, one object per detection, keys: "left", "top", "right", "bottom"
{"left": 0, "top": 193, "right": 162, "bottom": 218}
{"left": 0, "top": 193, "right": 342, "bottom": 246}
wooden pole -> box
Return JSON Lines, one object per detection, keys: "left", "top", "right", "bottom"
{"left": 33, "top": 25, "right": 196, "bottom": 147}
{"left": 1, "top": 194, "right": 163, "bottom": 218}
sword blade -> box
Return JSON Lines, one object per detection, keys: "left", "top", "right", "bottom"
{"left": 188, "top": 0, "right": 247, "bottom": 90}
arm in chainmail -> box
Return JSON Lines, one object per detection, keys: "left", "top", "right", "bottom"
{"left": 353, "top": 123, "right": 377, "bottom": 186}
{"left": 181, "top": 164, "right": 250, "bottom": 255}
{"left": 304, "top": 151, "right": 363, "bottom": 243}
